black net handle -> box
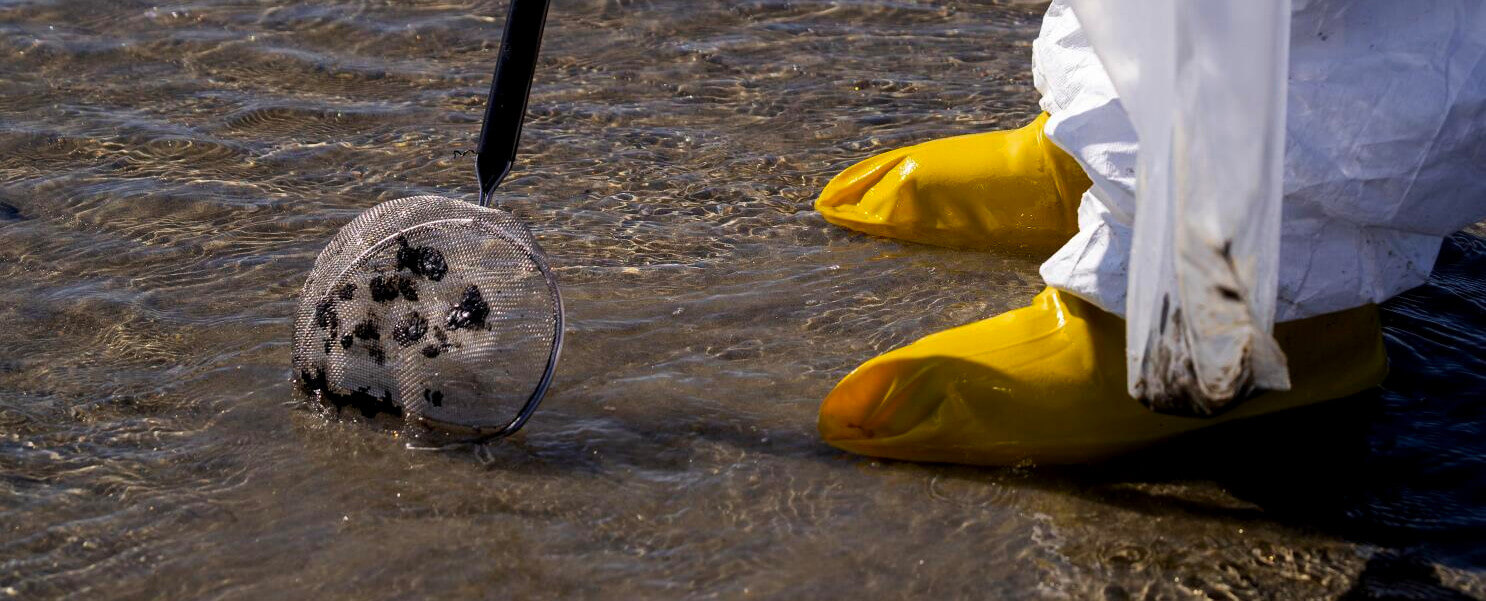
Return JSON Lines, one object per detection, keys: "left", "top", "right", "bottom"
{"left": 476, "top": 0, "right": 552, "bottom": 206}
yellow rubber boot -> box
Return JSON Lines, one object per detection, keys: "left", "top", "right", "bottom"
{"left": 818, "top": 288, "right": 1388, "bottom": 466}
{"left": 816, "top": 113, "right": 1092, "bottom": 252}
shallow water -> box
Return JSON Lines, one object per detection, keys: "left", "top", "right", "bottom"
{"left": 2, "top": 1, "right": 1485, "bottom": 599}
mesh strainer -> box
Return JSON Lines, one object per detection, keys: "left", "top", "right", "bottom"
{"left": 293, "top": 0, "right": 559, "bottom": 439}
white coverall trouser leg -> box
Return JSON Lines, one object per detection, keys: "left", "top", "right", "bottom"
{"left": 1035, "top": 0, "right": 1486, "bottom": 322}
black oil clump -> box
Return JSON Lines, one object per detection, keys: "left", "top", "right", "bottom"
{"left": 313, "top": 297, "right": 339, "bottom": 332}
{"left": 369, "top": 274, "right": 419, "bottom": 303}
{"left": 446, "top": 285, "right": 489, "bottom": 330}
{"left": 295, "top": 368, "right": 403, "bottom": 419}
{"left": 366, "top": 345, "right": 386, "bottom": 365}
{"left": 369, "top": 275, "right": 400, "bottom": 302}
{"left": 396, "top": 236, "right": 448, "bottom": 282}
{"left": 422, "top": 388, "right": 444, "bottom": 407}
{"left": 420, "top": 345, "right": 441, "bottom": 358}
{"left": 335, "top": 283, "right": 356, "bottom": 300}
{"left": 397, "top": 277, "right": 419, "bottom": 301}
{"left": 339, "top": 334, "right": 353, "bottom": 349}
{"left": 352, "top": 318, "right": 380, "bottom": 341}
{"left": 391, "top": 311, "right": 428, "bottom": 347}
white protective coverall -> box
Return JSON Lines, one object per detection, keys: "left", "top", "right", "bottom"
{"left": 1036, "top": 0, "right": 1486, "bottom": 323}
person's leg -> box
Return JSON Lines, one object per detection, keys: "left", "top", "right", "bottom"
{"left": 1042, "top": 0, "right": 1486, "bottom": 323}
{"left": 1268, "top": 0, "right": 1486, "bottom": 321}
{"left": 811, "top": 0, "right": 1443, "bottom": 465}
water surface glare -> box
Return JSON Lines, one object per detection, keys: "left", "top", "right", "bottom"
{"left": 2, "top": 1, "right": 1485, "bottom": 599}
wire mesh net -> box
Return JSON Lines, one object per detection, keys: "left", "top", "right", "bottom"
{"left": 292, "top": 196, "right": 562, "bottom": 435}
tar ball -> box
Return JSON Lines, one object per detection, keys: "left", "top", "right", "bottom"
{"left": 446, "top": 284, "right": 489, "bottom": 330}
{"left": 314, "top": 297, "right": 339, "bottom": 332}
{"left": 369, "top": 275, "right": 400, "bottom": 303}
{"left": 396, "top": 236, "right": 448, "bottom": 282}
{"left": 353, "top": 318, "right": 380, "bottom": 341}
{"left": 396, "top": 276, "right": 419, "bottom": 301}
{"left": 391, "top": 311, "right": 429, "bottom": 347}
